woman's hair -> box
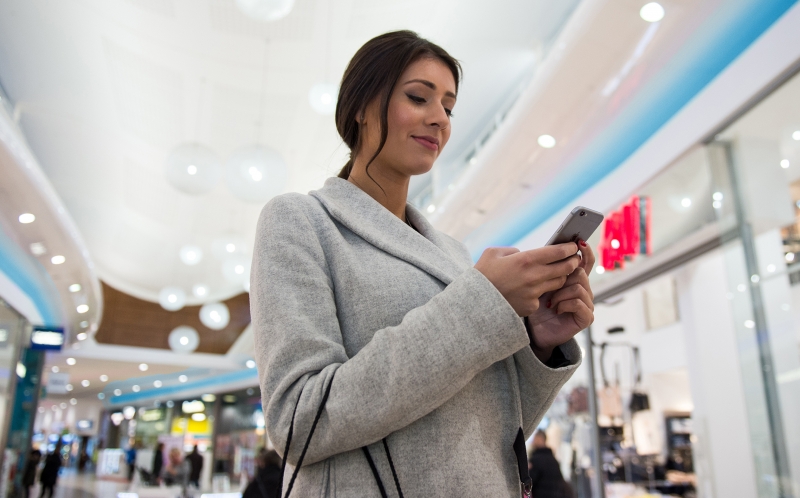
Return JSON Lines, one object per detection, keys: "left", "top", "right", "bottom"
{"left": 336, "top": 30, "right": 461, "bottom": 180}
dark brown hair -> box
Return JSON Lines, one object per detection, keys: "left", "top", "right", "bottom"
{"left": 336, "top": 30, "right": 461, "bottom": 180}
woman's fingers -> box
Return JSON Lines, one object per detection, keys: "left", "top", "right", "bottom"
{"left": 555, "top": 298, "right": 595, "bottom": 329}
{"left": 577, "top": 240, "right": 596, "bottom": 273}
{"left": 550, "top": 283, "right": 594, "bottom": 311}
{"left": 564, "top": 267, "right": 594, "bottom": 302}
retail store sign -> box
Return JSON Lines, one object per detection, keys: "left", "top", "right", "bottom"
{"left": 47, "top": 372, "right": 70, "bottom": 394}
{"left": 30, "top": 326, "right": 64, "bottom": 350}
{"left": 599, "top": 196, "right": 652, "bottom": 270}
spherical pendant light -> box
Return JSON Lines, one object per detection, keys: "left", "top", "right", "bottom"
{"left": 159, "top": 287, "right": 186, "bottom": 311}
{"left": 164, "top": 143, "right": 223, "bottom": 195}
{"left": 199, "top": 302, "right": 230, "bottom": 330}
{"left": 225, "top": 145, "right": 288, "bottom": 203}
{"left": 308, "top": 83, "right": 338, "bottom": 115}
{"left": 235, "top": 0, "right": 295, "bottom": 21}
{"left": 169, "top": 326, "right": 200, "bottom": 353}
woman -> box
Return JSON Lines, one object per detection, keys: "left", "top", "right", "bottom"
{"left": 251, "top": 30, "right": 595, "bottom": 497}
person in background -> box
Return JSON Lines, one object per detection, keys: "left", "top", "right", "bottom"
{"left": 185, "top": 445, "right": 203, "bottom": 489}
{"left": 125, "top": 440, "right": 137, "bottom": 481}
{"left": 529, "top": 430, "right": 574, "bottom": 498}
{"left": 243, "top": 449, "right": 282, "bottom": 498}
{"left": 22, "top": 449, "right": 41, "bottom": 498}
{"left": 39, "top": 443, "right": 62, "bottom": 498}
{"left": 163, "top": 447, "right": 189, "bottom": 487}
{"left": 152, "top": 442, "right": 164, "bottom": 485}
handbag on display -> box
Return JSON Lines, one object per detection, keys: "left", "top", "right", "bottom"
{"left": 628, "top": 347, "right": 650, "bottom": 414}
{"left": 598, "top": 344, "right": 623, "bottom": 418}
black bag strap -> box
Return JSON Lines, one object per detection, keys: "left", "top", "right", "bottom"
{"left": 280, "top": 377, "right": 403, "bottom": 498}
{"left": 514, "top": 428, "right": 532, "bottom": 497}
{"left": 281, "top": 377, "right": 334, "bottom": 497}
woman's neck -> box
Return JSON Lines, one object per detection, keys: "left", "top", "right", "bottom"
{"left": 347, "top": 159, "right": 410, "bottom": 221}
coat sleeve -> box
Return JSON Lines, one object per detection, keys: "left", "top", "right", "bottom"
{"left": 514, "top": 339, "right": 582, "bottom": 438}
{"left": 251, "top": 195, "right": 533, "bottom": 466}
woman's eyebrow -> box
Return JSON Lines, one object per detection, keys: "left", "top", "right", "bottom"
{"left": 403, "top": 79, "right": 457, "bottom": 99}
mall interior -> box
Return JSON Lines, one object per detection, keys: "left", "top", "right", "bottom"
{"left": 1, "top": 0, "right": 800, "bottom": 497}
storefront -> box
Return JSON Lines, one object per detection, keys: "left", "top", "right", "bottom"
{"left": 544, "top": 68, "right": 800, "bottom": 498}
{"left": 212, "top": 387, "right": 266, "bottom": 486}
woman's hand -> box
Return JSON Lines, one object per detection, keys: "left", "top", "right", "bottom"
{"left": 474, "top": 243, "right": 582, "bottom": 318}
{"left": 528, "top": 241, "right": 596, "bottom": 361}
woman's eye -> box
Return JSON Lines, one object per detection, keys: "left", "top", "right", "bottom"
{"left": 407, "top": 94, "right": 426, "bottom": 104}
{"left": 445, "top": 109, "right": 454, "bottom": 118}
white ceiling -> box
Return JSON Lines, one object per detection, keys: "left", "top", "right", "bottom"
{"left": 0, "top": 0, "right": 580, "bottom": 304}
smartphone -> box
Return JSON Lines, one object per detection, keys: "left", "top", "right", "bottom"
{"left": 546, "top": 206, "right": 604, "bottom": 246}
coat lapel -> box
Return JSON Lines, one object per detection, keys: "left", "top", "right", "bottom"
{"left": 310, "top": 178, "right": 467, "bottom": 286}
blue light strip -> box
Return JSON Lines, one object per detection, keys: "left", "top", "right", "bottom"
{"left": 467, "top": 0, "right": 797, "bottom": 257}
{"left": 0, "top": 224, "right": 61, "bottom": 325}
{"left": 106, "top": 368, "right": 258, "bottom": 406}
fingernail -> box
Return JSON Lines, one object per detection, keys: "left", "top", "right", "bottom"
{"left": 579, "top": 240, "right": 587, "bottom": 247}
{"left": 546, "top": 301, "right": 552, "bottom": 309}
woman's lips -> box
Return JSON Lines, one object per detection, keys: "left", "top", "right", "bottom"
{"left": 412, "top": 136, "right": 439, "bottom": 151}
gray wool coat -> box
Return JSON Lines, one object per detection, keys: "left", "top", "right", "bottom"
{"left": 251, "top": 177, "right": 581, "bottom": 497}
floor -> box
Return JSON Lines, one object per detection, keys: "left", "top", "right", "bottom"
{"left": 25, "top": 469, "right": 127, "bottom": 498}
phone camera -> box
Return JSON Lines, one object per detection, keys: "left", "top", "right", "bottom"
{"left": 579, "top": 211, "right": 586, "bottom": 216}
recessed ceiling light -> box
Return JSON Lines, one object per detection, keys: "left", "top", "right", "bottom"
{"left": 234, "top": 265, "right": 244, "bottom": 275}
{"left": 69, "top": 284, "right": 82, "bottom": 293}
{"left": 98, "top": 393, "right": 105, "bottom": 400}
{"left": 787, "top": 253, "right": 796, "bottom": 262}
{"left": 60, "top": 402, "right": 67, "bottom": 409}
{"left": 767, "top": 264, "right": 776, "bottom": 273}
{"left": 66, "top": 358, "right": 76, "bottom": 366}
{"left": 226, "top": 243, "right": 236, "bottom": 253}
{"left": 80, "top": 321, "right": 89, "bottom": 328}
{"left": 712, "top": 192, "right": 723, "bottom": 201}
{"left": 51, "top": 255, "right": 66, "bottom": 265}
{"left": 744, "top": 320, "right": 755, "bottom": 329}
{"left": 180, "top": 336, "right": 189, "bottom": 346}
{"left": 246, "top": 360, "right": 256, "bottom": 369}
{"left": 191, "top": 413, "right": 207, "bottom": 422}
{"left": 793, "top": 130, "right": 800, "bottom": 140}
{"left": 81, "top": 380, "right": 90, "bottom": 387}
{"left": 132, "top": 385, "right": 140, "bottom": 392}
{"left": 179, "top": 245, "right": 203, "bottom": 266}
{"left": 76, "top": 304, "right": 89, "bottom": 314}
{"left": 596, "top": 266, "right": 605, "bottom": 275}
{"left": 166, "top": 400, "right": 174, "bottom": 408}
{"left": 76, "top": 332, "right": 88, "bottom": 341}
{"left": 713, "top": 200, "right": 722, "bottom": 209}
{"left": 139, "top": 363, "right": 148, "bottom": 371}
{"left": 65, "top": 384, "right": 73, "bottom": 392}
{"left": 18, "top": 213, "right": 35, "bottom": 224}
{"left": 781, "top": 159, "right": 790, "bottom": 169}
{"left": 187, "top": 164, "right": 198, "bottom": 175}
{"left": 179, "top": 375, "right": 188, "bottom": 383}
{"left": 192, "top": 284, "right": 208, "bottom": 297}
{"left": 202, "top": 394, "right": 216, "bottom": 402}
{"left": 154, "top": 380, "right": 162, "bottom": 388}
{"left": 537, "top": 135, "right": 556, "bottom": 148}
{"left": 51, "top": 366, "right": 59, "bottom": 373}
{"left": 30, "top": 243, "right": 46, "bottom": 256}
{"left": 426, "top": 205, "right": 436, "bottom": 214}
{"left": 113, "top": 389, "right": 122, "bottom": 396}
{"left": 640, "top": 2, "right": 665, "bottom": 22}
{"left": 681, "top": 197, "right": 692, "bottom": 208}
{"left": 100, "top": 375, "right": 109, "bottom": 382}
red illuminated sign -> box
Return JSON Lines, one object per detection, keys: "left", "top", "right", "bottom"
{"left": 599, "top": 196, "right": 651, "bottom": 270}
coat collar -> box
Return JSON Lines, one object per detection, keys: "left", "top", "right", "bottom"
{"left": 310, "top": 177, "right": 466, "bottom": 286}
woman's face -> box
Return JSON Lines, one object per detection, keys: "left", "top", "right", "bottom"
{"left": 360, "top": 57, "right": 457, "bottom": 178}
